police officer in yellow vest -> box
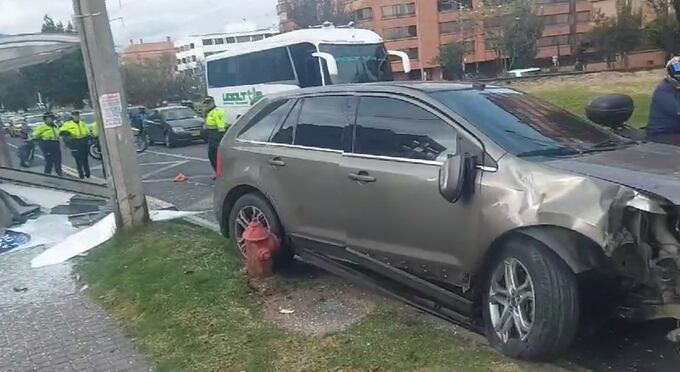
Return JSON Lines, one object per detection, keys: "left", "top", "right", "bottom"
{"left": 203, "top": 96, "right": 228, "bottom": 172}
{"left": 60, "top": 111, "right": 91, "bottom": 179}
{"left": 31, "top": 112, "right": 63, "bottom": 176}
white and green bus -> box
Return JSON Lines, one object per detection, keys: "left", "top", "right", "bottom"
{"left": 205, "top": 23, "right": 411, "bottom": 123}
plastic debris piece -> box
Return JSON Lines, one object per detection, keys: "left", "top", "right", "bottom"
{"left": 31, "top": 214, "right": 116, "bottom": 268}
{"left": 279, "top": 308, "right": 295, "bottom": 314}
{"left": 173, "top": 173, "right": 188, "bottom": 182}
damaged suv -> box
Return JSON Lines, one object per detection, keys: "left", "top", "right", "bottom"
{"left": 214, "top": 82, "right": 680, "bottom": 361}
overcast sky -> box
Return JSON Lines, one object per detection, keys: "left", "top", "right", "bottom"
{"left": 0, "top": 0, "right": 279, "bottom": 46}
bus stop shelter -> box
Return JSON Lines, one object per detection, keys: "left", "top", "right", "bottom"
{"left": 0, "top": 33, "right": 80, "bottom": 168}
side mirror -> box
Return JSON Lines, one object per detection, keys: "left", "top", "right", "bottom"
{"left": 312, "top": 52, "right": 339, "bottom": 76}
{"left": 388, "top": 50, "right": 412, "bottom": 73}
{"left": 439, "top": 155, "right": 466, "bottom": 203}
{"left": 585, "top": 94, "right": 634, "bottom": 129}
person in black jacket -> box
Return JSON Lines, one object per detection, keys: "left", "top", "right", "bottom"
{"left": 647, "top": 57, "right": 680, "bottom": 145}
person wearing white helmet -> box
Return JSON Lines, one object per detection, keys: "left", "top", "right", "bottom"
{"left": 647, "top": 57, "right": 680, "bottom": 144}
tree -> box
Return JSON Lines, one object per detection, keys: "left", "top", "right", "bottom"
{"left": 436, "top": 44, "right": 466, "bottom": 80}
{"left": 587, "top": 3, "right": 643, "bottom": 67}
{"left": 122, "top": 55, "right": 177, "bottom": 107}
{"left": 645, "top": 0, "right": 680, "bottom": 57}
{"left": 284, "top": 0, "right": 351, "bottom": 29}
{"left": 498, "top": 0, "right": 544, "bottom": 70}
{"left": 0, "top": 72, "right": 35, "bottom": 111}
{"left": 41, "top": 15, "right": 58, "bottom": 33}
{"left": 21, "top": 50, "right": 89, "bottom": 109}
{"left": 65, "top": 21, "right": 75, "bottom": 34}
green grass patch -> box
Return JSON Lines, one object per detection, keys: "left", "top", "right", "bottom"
{"left": 515, "top": 73, "right": 660, "bottom": 128}
{"left": 80, "top": 222, "right": 520, "bottom": 372}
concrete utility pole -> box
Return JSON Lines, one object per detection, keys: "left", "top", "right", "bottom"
{"left": 72, "top": 0, "right": 149, "bottom": 228}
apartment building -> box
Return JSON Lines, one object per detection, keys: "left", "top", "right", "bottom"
{"left": 347, "top": 0, "right": 664, "bottom": 79}
{"left": 121, "top": 37, "right": 177, "bottom": 68}
{"left": 174, "top": 23, "right": 279, "bottom": 73}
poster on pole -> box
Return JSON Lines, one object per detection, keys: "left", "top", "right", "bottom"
{"left": 99, "top": 93, "right": 123, "bottom": 129}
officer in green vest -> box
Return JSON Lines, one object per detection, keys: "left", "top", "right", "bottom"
{"left": 202, "top": 96, "right": 228, "bottom": 172}
{"left": 60, "top": 111, "right": 91, "bottom": 179}
{"left": 31, "top": 112, "right": 63, "bottom": 176}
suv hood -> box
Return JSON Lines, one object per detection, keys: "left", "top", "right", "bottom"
{"left": 546, "top": 142, "right": 680, "bottom": 204}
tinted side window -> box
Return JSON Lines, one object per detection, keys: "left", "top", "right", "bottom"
{"left": 271, "top": 100, "right": 300, "bottom": 145}
{"left": 238, "top": 100, "right": 292, "bottom": 142}
{"left": 355, "top": 97, "right": 457, "bottom": 161}
{"left": 295, "top": 96, "right": 350, "bottom": 150}
{"left": 289, "top": 43, "right": 322, "bottom": 88}
{"left": 207, "top": 47, "right": 296, "bottom": 88}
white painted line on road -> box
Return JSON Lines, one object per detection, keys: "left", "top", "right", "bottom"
{"left": 141, "top": 160, "right": 188, "bottom": 180}
{"left": 146, "top": 150, "right": 210, "bottom": 163}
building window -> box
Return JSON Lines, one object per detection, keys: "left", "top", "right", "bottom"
{"left": 264, "top": 34, "right": 273, "bottom": 38}
{"left": 215, "top": 38, "right": 225, "bottom": 45}
{"left": 439, "top": 20, "right": 475, "bottom": 36}
{"left": 236, "top": 36, "right": 251, "bottom": 43}
{"left": 390, "top": 47, "right": 419, "bottom": 61}
{"left": 439, "top": 0, "right": 472, "bottom": 11}
{"left": 252, "top": 34, "right": 264, "bottom": 41}
{"left": 182, "top": 57, "right": 187, "bottom": 63}
{"left": 192, "top": 55, "right": 197, "bottom": 62}
{"left": 576, "top": 11, "right": 591, "bottom": 22}
{"left": 202, "top": 39, "right": 213, "bottom": 46}
{"left": 382, "top": 3, "right": 416, "bottom": 19}
{"left": 190, "top": 43, "right": 195, "bottom": 49}
{"left": 485, "top": 38, "right": 499, "bottom": 51}
{"left": 176, "top": 59, "right": 181, "bottom": 65}
{"left": 537, "top": 34, "right": 570, "bottom": 47}
{"left": 226, "top": 37, "right": 236, "bottom": 44}
{"left": 544, "top": 13, "right": 569, "bottom": 25}
{"left": 384, "top": 25, "right": 418, "bottom": 40}
{"left": 354, "top": 7, "right": 373, "bottom": 21}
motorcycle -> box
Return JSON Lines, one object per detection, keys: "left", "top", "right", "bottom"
{"left": 17, "top": 139, "right": 35, "bottom": 168}
{"left": 89, "top": 127, "right": 148, "bottom": 160}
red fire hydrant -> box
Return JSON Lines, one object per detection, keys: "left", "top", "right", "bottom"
{"left": 242, "top": 220, "right": 280, "bottom": 280}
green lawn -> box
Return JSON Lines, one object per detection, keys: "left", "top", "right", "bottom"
{"left": 513, "top": 71, "right": 661, "bottom": 128}
{"left": 79, "top": 222, "right": 521, "bottom": 372}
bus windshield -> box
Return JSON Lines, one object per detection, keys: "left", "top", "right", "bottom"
{"left": 319, "top": 43, "right": 393, "bottom": 84}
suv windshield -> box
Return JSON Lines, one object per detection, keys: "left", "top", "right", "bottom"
{"left": 319, "top": 43, "right": 393, "bottom": 84}
{"left": 162, "top": 108, "right": 198, "bottom": 122}
{"left": 429, "top": 89, "right": 630, "bottom": 157}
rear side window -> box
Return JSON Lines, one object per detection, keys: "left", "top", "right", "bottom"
{"left": 295, "top": 96, "right": 350, "bottom": 150}
{"left": 238, "top": 100, "right": 292, "bottom": 142}
{"left": 354, "top": 97, "right": 457, "bottom": 161}
{"left": 271, "top": 100, "right": 300, "bottom": 144}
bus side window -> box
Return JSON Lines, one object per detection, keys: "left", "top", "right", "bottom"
{"left": 289, "top": 43, "right": 322, "bottom": 88}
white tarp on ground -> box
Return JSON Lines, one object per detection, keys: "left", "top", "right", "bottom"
{"left": 30, "top": 210, "right": 201, "bottom": 268}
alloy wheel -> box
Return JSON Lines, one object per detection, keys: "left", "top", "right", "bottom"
{"left": 488, "top": 257, "right": 536, "bottom": 343}
{"left": 233, "top": 205, "right": 270, "bottom": 257}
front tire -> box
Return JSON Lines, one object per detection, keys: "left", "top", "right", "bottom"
{"left": 482, "top": 237, "right": 579, "bottom": 361}
{"left": 164, "top": 132, "right": 174, "bottom": 148}
{"left": 228, "top": 193, "right": 292, "bottom": 268}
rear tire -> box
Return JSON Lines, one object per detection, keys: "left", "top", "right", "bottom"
{"left": 228, "top": 193, "right": 293, "bottom": 268}
{"left": 482, "top": 237, "right": 579, "bottom": 361}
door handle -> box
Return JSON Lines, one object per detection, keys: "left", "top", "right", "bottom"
{"left": 268, "top": 157, "right": 286, "bottom": 167}
{"left": 348, "top": 171, "right": 376, "bottom": 183}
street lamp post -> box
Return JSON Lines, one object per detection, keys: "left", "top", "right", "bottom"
{"left": 72, "top": 0, "right": 149, "bottom": 228}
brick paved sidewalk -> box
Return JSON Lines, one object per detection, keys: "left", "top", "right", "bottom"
{"left": 0, "top": 243, "right": 150, "bottom": 372}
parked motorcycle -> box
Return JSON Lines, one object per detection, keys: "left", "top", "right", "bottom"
{"left": 89, "top": 127, "right": 148, "bottom": 160}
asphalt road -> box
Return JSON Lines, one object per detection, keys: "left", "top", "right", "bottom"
{"left": 4, "top": 136, "right": 217, "bottom": 224}
{"left": 3, "top": 134, "right": 680, "bottom": 371}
